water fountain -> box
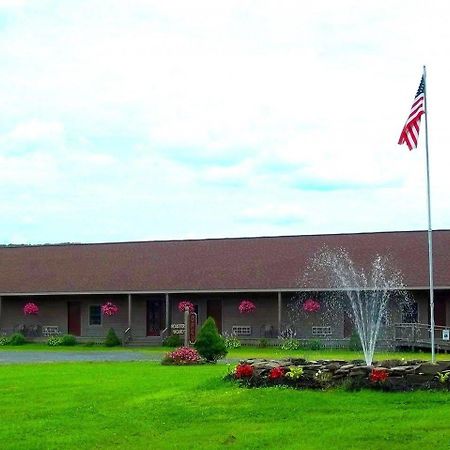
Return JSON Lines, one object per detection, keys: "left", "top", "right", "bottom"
{"left": 296, "top": 248, "right": 407, "bottom": 366}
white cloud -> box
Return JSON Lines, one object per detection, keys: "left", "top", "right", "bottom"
{"left": 1, "top": 0, "right": 450, "bottom": 243}
{"left": 3, "top": 119, "right": 64, "bottom": 143}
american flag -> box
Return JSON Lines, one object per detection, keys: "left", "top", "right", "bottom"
{"left": 398, "top": 76, "right": 425, "bottom": 150}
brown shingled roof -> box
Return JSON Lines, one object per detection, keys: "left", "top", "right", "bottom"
{"left": 0, "top": 230, "right": 449, "bottom": 294}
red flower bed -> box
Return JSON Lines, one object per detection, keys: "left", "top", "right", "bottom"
{"left": 268, "top": 367, "right": 285, "bottom": 379}
{"left": 303, "top": 298, "right": 320, "bottom": 313}
{"left": 369, "top": 368, "right": 389, "bottom": 383}
{"left": 238, "top": 300, "right": 256, "bottom": 314}
{"left": 167, "top": 346, "right": 201, "bottom": 364}
{"left": 235, "top": 364, "right": 254, "bottom": 378}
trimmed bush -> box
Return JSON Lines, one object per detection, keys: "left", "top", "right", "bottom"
{"left": 104, "top": 328, "right": 121, "bottom": 347}
{"left": 280, "top": 338, "right": 301, "bottom": 350}
{"left": 258, "top": 338, "right": 269, "bottom": 348}
{"left": 0, "top": 336, "right": 8, "bottom": 346}
{"left": 47, "top": 336, "right": 63, "bottom": 346}
{"left": 349, "top": 330, "right": 363, "bottom": 351}
{"left": 302, "top": 339, "right": 323, "bottom": 350}
{"left": 194, "top": 317, "right": 227, "bottom": 362}
{"left": 162, "top": 334, "right": 182, "bottom": 347}
{"left": 8, "top": 333, "right": 26, "bottom": 345}
{"left": 61, "top": 334, "right": 77, "bottom": 346}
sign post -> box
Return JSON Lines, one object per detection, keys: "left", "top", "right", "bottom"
{"left": 184, "top": 307, "right": 190, "bottom": 347}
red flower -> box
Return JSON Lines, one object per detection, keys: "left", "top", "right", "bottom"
{"left": 369, "top": 368, "right": 389, "bottom": 383}
{"left": 268, "top": 367, "right": 285, "bottom": 379}
{"left": 178, "top": 301, "right": 195, "bottom": 313}
{"left": 101, "top": 302, "right": 119, "bottom": 316}
{"left": 303, "top": 299, "right": 320, "bottom": 313}
{"left": 238, "top": 300, "right": 256, "bottom": 314}
{"left": 23, "top": 302, "right": 39, "bottom": 315}
{"left": 235, "top": 364, "right": 254, "bottom": 378}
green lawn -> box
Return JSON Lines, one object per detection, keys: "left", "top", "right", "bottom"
{"left": 0, "top": 361, "right": 449, "bottom": 449}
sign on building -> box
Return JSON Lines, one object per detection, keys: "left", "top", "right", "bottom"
{"left": 171, "top": 323, "right": 185, "bottom": 335}
{"left": 189, "top": 312, "right": 197, "bottom": 344}
{"left": 443, "top": 329, "right": 450, "bottom": 341}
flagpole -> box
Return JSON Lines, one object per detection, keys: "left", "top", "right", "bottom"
{"left": 423, "top": 65, "right": 435, "bottom": 363}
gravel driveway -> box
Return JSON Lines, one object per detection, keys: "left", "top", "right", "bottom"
{"left": 0, "top": 350, "right": 162, "bottom": 364}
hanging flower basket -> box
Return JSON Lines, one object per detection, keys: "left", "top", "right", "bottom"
{"left": 178, "top": 300, "right": 194, "bottom": 313}
{"left": 23, "top": 302, "right": 39, "bottom": 315}
{"left": 303, "top": 298, "right": 320, "bottom": 313}
{"left": 101, "top": 302, "right": 119, "bottom": 316}
{"left": 238, "top": 300, "right": 256, "bottom": 314}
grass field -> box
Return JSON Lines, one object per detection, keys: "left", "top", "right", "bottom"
{"left": 0, "top": 357, "right": 449, "bottom": 449}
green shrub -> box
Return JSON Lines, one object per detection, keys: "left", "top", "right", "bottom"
{"left": 104, "top": 328, "right": 121, "bottom": 347}
{"left": 304, "top": 339, "right": 323, "bottom": 350}
{"left": 280, "top": 338, "right": 301, "bottom": 351}
{"left": 8, "top": 333, "right": 26, "bottom": 345}
{"left": 83, "top": 341, "right": 96, "bottom": 347}
{"left": 47, "top": 336, "right": 63, "bottom": 346}
{"left": 0, "top": 336, "right": 8, "bottom": 346}
{"left": 349, "top": 330, "right": 362, "bottom": 351}
{"left": 60, "top": 334, "right": 77, "bottom": 346}
{"left": 194, "top": 317, "right": 227, "bottom": 362}
{"left": 162, "top": 334, "right": 182, "bottom": 347}
{"left": 223, "top": 332, "right": 241, "bottom": 349}
{"left": 258, "top": 338, "right": 269, "bottom": 348}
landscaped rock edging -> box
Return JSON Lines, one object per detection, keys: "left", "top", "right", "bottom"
{"left": 226, "top": 358, "right": 450, "bottom": 391}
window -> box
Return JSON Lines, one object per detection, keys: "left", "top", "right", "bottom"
{"left": 312, "top": 326, "right": 331, "bottom": 337}
{"left": 232, "top": 325, "right": 252, "bottom": 336}
{"left": 89, "top": 305, "right": 102, "bottom": 325}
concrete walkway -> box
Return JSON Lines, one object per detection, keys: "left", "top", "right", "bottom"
{"left": 0, "top": 350, "right": 162, "bottom": 364}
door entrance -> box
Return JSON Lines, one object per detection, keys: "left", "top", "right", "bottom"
{"left": 434, "top": 294, "right": 447, "bottom": 327}
{"left": 146, "top": 299, "right": 165, "bottom": 336}
{"left": 67, "top": 301, "right": 81, "bottom": 336}
{"left": 206, "top": 299, "right": 222, "bottom": 333}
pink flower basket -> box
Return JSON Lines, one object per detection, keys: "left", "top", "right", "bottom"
{"left": 101, "top": 302, "right": 119, "bottom": 316}
{"left": 167, "top": 346, "right": 201, "bottom": 364}
{"left": 238, "top": 300, "right": 256, "bottom": 314}
{"left": 23, "top": 302, "right": 39, "bottom": 315}
{"left": 303, "top": 298, "right": 320, "bottom": 313}
{"left": 178, "top": 301, "right": 194, "bottom": 313}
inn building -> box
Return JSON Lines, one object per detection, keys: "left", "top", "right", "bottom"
{"left": 0, "top": 230, "right": 449, "bottom": 347}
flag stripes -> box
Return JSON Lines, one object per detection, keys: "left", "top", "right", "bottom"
{"left": 398, "top": 76, "right": 425, "bottom": 150}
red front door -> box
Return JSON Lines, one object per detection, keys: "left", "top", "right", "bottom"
{"left": 206, "top": 300, "right": 222, "bottom": 333}
{"left": 67, "top": 302, "right": 81, "bottom": 336}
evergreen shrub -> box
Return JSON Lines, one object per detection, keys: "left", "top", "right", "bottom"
{"left": 349, "top": 331, "right": 363, "bottom": 351}
{"left": 61, "top": 334, "right": 77, "bottom": 346}
{"left": 163, "top": 334, "right": 182, "bottom": 347}
{"left": 8, "top": 333, "right": 26, "bottom": 345}
{"left": 194, "top": 317, "right": 227, "bottom": 362}
{"left": 105, "top": 328, "right": 121, "bottom": 347}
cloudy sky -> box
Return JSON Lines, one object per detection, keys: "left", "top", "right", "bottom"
{"left": 0, "top": 0, "right": 449, "bottom": 244}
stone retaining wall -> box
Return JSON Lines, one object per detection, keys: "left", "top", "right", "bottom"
{"left": 227, "top": 358, "right": 450, "bottom": 391}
